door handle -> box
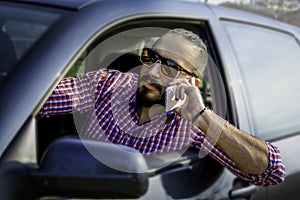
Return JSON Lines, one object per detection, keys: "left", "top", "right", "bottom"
{"left": 229, "top": 185, "right": 260, "bottom": 199}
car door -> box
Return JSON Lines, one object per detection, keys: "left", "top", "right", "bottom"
{"left": 221, "top": 19, "right": 300, "bottom": 200}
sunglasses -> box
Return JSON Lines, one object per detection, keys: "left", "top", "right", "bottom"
{"left": 140, "top": 48, "right": 195, "bottom": 79}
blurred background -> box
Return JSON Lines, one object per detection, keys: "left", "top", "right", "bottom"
{"left": 198, "top": 0, "right": 300, "bottom": 27}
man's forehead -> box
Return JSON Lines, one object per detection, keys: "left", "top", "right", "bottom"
{"left": 154, "top": 33, "right": 189, "bottom": 52}
{"left": 155, "top": 33, "right": 202, "bottom": 57}
{"left": 153, "top": 33, "right": 201, "bottom": 70}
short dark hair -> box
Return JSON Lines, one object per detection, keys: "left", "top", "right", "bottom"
{"left": 168, "top": 28, "right": 207, "bottom": 51}
{"left": 166, "top": 28, "right": 208, "bottom": 77}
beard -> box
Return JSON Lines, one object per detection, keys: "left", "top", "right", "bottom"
{"left": 136, "top": 75, "right": 166, "bottom": 107}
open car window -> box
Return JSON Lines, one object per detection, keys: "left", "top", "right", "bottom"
{"left": 65, "top": 26, "right": 216, "bottom": 110}
{"left": 38, "top": 21, "right": 226, "bottom": 158}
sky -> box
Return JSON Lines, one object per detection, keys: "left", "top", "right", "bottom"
{"left": 183, "top": 0, "right": 239, "bottom": 5}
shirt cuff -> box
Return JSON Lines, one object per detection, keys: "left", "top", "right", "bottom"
{"left": 260, "top": 142, "right": 286, "bottom": 185}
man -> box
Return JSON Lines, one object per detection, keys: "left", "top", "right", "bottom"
{"left": 39, "top": 28, "right": 285, "bottom": 186}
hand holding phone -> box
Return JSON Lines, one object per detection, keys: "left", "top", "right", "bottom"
{"left": 165, "top": 85, "right": 187, "bottom": 111}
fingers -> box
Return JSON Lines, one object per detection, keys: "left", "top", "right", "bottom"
{"left": 168, "top": 78, "right": 190, "bottom": 87}
{"left": 169, "top": 78, "right": 197, "bottom": 100}
{"left": 190, "top": 77, "right": 195, "bottom": 86}
{"left": 175, "top": 84, "right": 186, "bottom": 100}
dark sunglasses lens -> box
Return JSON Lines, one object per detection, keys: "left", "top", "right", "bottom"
{"left": 141, "top": 48, "right": 193, "bottom": 78}
{"left": 141, "top": 55, "right": 152, "bottom": 64}
{"left": 161, "top": 65, "right": 179, "bottom": 78}
{"left": 141, "top": 49, "right": 157, "bottom": 64}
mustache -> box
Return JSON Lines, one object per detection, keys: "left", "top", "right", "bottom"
{"left": 139, "top": 75, "right": 163, "bottom": 91}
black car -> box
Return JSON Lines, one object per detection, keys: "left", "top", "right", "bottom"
{"left": 0, "top": 0, "right": 299, "bottom": 199}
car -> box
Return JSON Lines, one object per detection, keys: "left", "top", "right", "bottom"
{"left": 0, "top": 0, "right": 299, "bottom": 199}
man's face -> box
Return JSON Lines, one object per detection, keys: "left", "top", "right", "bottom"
{"left": 137, "top": 71, "right": 166, "bottom": 107}
{"left": 137, "top": 33, "right": 198, "bottom": 107}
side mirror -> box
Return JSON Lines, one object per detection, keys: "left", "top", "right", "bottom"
{"left": 32, "top": 138, "right": 149, "bottom": 199}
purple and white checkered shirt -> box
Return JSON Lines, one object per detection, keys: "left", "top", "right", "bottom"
{"left": 39, "top": 69, "right": 285, "bottom": 186}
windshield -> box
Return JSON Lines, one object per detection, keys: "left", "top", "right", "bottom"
{"left": 0, "top": 3, "right": 65, "bottom": 84}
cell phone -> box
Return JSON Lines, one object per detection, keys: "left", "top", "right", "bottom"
{"left": 165, "top": 85, "right": 187, "bottom": 111}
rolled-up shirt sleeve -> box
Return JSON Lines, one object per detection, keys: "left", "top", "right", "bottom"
{"left": 192, "top": 129, "right": 286, "bottom": 186}
{"left": 256, "top": 142, "right": 286, "bottom": 185}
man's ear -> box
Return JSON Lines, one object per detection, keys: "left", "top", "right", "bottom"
{"left": 189, "top": 77, "right": 201, "bottom": 86}
{"left": 194, "top": 77, "right": 201, "bottom": 87}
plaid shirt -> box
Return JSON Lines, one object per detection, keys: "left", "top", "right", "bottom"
{"left": 39, "top": 69, "right": 285, "bottom": 186}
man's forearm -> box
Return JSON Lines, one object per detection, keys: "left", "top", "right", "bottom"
{"left": 194, "top": 109, "right": 269, "bottom": 175}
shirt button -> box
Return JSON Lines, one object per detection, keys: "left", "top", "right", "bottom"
{"left": 131, "top": 122, "right": 135, "bottom": 125}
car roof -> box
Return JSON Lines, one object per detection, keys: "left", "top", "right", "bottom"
{"left": 209, "top": 4, "right": 299, "bottom": 33}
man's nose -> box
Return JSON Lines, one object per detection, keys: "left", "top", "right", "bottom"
{"left": 148, "top": 62, "right": 161, "bottom": 78}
